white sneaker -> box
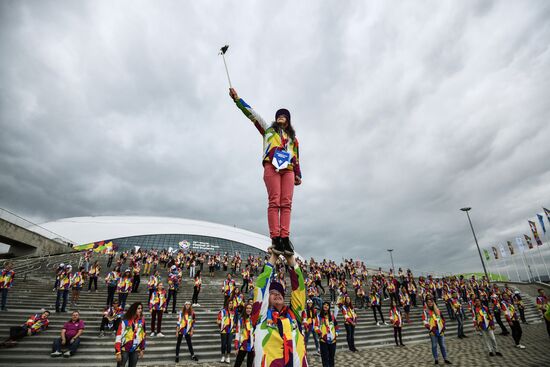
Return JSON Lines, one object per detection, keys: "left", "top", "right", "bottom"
{"left": 196, "top": 304, "right": 201, "bottom": 307}
{"left": 516, "top": 344, "right": 526, "bottom": 349}
{"left": 221, "top": 356, "right": 225, "bottom": 363}
{"left": 150, "top": 332, "right": 156, "bottom": 337}
{"left": 157, "top": 332, "right": 165, "bottom": 337}
{"left": 376, "top": 321, "right": 381, "bottom": 326}
{"left": 225, "top": 356, "right": 230, "bottom": 363}
{"left": 384, "top": 321, "right": 389, "bottom": 325}
{"left": 50, "top": 351, "right": 62, "bottom": 357}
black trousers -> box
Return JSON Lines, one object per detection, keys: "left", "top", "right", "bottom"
{"left": 100, "top": 317, "right": 121, "bottom": 332}
{"left": 9, "top": 326, "right": 28, "bottom": 341}
{"left": 510, "top": 320, "right": 522, "bottom": 345}
{"left": 117, "top": 351, "right": 138, "bottom": 367}
{"left": 167, "top": 289, "right": 178, "bottom": 313}
{"left": 176, "top": 333, "right": 194, "bottom": 357}
{"left": 319, "top": 342, "right": 336, "bottom": 367}
{"left": 393, "top": 326, "right": 403, "bottom": 345}
{"left": 192, "top": 287, "right": 200, "bottom": 304}
{"left": 344, "top": 323, "right": 356, "bottom": 350}
{"left": 220, "top": 332, "right": 232, "bottom": 354}
{"left": 372, "top": 305, "right": 385, "bottom": 323}
{"left": 88, "top": 276, "right": 98, "bottom": 290}
{"left": 106, "top": 286, "right": 116, "bottom": 306}
{"left": 494, "top": 311, "right": 509, "bottom": 334}
{"left": 234, "top": 350, "right": 254, "bottom": 367}
{"left": 545, "top": 317, "right": 550, "bottom": 338}
{"left": 132, "top": 275, "right": 140, "bottom": 292}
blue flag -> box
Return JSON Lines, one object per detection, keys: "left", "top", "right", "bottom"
{"left": 538, "top": 214, "right": 546, "bottom": 234}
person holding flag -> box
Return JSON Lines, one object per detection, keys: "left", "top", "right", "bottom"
{"left": 229, "top": 88, "right": 302, "bottom": 256}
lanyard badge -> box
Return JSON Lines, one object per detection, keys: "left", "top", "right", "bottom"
{"left": 272, "top": 149, "right": 291, "bottom": 171}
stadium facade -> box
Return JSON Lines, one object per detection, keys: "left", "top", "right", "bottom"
{"left": 38, "top": 216, "right": 274, "bottom": 257}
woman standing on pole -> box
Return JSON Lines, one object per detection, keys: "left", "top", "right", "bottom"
{"left": 229, "top": 88, "right": 302, "bottom": 256}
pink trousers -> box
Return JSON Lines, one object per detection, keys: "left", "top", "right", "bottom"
{"left": 263, "top": 163, "right": 295, "bottom": 238}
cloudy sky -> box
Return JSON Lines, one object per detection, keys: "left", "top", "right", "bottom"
{"left": 1, "top": 0, "right": 550, "bottom": 275}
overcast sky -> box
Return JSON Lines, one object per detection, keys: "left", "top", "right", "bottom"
{"left": 1, "top": 1, "right": 550, "bottom": 275}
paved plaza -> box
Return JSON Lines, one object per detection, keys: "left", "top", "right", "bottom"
{"left": 164, "top": 322, "right": 549, "bottom": 367}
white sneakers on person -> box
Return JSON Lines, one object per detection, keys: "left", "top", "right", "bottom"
{"left": 63, "top": 351, "right": 71, "bottom": 358}
{"left": 384, "top": 321, "right": 389, "bottom": 325}
{"left": 516, "top": 344, "right": 526, "bottom": 349}
{"left": 225, "top": 356, "right": 230, "bottom": 363}
{"left": 376, "top": 321, "right": 381, "bottom": 326}
{"left": 220, "top": 356, "right": 225, "bottom": 363}
{"left": 157, "top": 332, "right": 165, "bottom": 337}
{"left": 150, "top": 332, "right": 156, "bottom": 337}
{"left": 50, "top": 351, "right": 62, "bottom": 357}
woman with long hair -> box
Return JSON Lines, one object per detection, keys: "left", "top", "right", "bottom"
{"left": 192, "top": 270, "right": 202, "bottom": 307}
{"left": 70, "top": 266, "right": 84, "bottom": 306}
{"left": 389, "top": 299, "right": 405, "bottom": 347}
{"left": 217, "top": 301, "right": 236, "bottom": 363}
{"left": 175, "top": 301, "right": 198, "bottom": 363}
{"left": 422, "top": 297, "right": 451, "bottom": 365}
{"left": 229, "top": 88, "right": 302, "bottom": 256}
{"left": 302, "top": 299, "right": 320, "bottom": 355}
{"left": 115, "top": 302, "right": 146, "bottom": 367}
{"left": 234, "top": 303, "right": 255, "bottom": 367}
{"left": 341, "top": 295, "right": 357, "bottom": 352}
{"left": 315, "top": 301, "right": 338, "bottom": 367}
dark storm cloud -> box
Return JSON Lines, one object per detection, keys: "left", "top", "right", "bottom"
{"left": 1, "top": 0, "right": 550, "bottom": 274}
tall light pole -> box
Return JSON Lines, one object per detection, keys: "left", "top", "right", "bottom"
{"left": 387, "top": 249, "right": 395, "bottom": 273}
{"left": 460, "top": 207, "right": 490, "bottom": 282}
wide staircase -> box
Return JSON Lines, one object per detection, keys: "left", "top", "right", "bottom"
{"left": 0, "top": 253, "right": 543, "bottom": 366}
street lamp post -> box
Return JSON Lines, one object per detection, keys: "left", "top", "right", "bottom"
{"left": 387, "top": 249, "right": 395, "bottom": 273}
{"left": 460, "top": 207, "right": 490, "bottom": 282}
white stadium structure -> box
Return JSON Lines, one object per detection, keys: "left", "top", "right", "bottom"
{"left": 38, "top": 216, "right": 275, "bottom": 256}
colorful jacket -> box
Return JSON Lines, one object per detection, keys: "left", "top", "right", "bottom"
{"left": 222, "top": 278, "right": 235, "bottom": 297}
{"left": 472, "top": 305, "right": 494, "bottom": 330}
{"left": 301, "top": 307, "right": 317, "bottom": 332}
{"left": 149, "top": 289, "right": 167, "bottom": 311}
{"left": 58, "top": 272, "right": 71, "bottom": 290}
{"left": 117, "top": 277, "right": 133, "bottom": 293}
{"left": 71, "top": 272, "right": 83, "bottom": 288}
{"left": 103, "top": 306, "right": 124, "bottom": 320}
{"left": 105, "top": 271, "right": 120, "bottom": 287}
{"left": 168, "top": 272, "right": 181, "bottom": 291}
{"left": 115, "top": 317, "right": 146, "bottom": 353}
{"left": 0, "top": 269, "right": 15, "bottom": 289}
{"left": 422, "top": 308, "right": 445, "bottom": 336}
{"left": 315, "top": 312, "right": 338, "bottom": 344}
{"left": 177, "top": 311, "right": 195, "bottom": 336}
{"left": 389, "top": 307, "right": 402, "bottom": 327}
{"left": 501, "top": 300, "right": 519, "bottom": 323}
{"left": 217, "top": 308, "right": 235, "bottom": 334}
{"left": 340, "top": 305, "right": 357, "bottom": 325}
{"left": 89, "top": 265, "right": 100, "bottom": 277}
{"left": 251, "top": 263, "right": 307, "bottom": 367}
{"left": 25, "top": 313, "right": 49, "bottom": 334}
{"left": 147, "top": 275, "right": 160, "bottom": 290}
{"left": 234, "top": 316, "right": 254, "bottom": 352}
{"left": 234, "top": 97, "right": 302, "bottom": 179}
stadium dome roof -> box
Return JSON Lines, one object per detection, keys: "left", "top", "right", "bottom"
{"left": 38, "top": 216, "right": 272, "bottom": 253}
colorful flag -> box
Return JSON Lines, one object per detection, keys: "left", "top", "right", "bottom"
{"left": 524, "top": 234, "right": 534, "bottom": 249}
{"left": 507, "top": 240, "right": 515, "bottom": 255}
{"left": 528, "top": 220, "right": 543, "bottom": 246}
{"left": 498, "top": 243, "right": 507, "bottom": 258}
{"left": 483, "top": 248, "right": 491, "bottom": 261}
{"left": 544, "top": 207, "right": 550, "bottom": 225}
{"left": 537, "top": 214, "right": 546, "bottom": 234}
{"left": 491, "top": 246, "right": 499, "bottom": 260}
{"left": 515, "top": 237, "right": 525, "bottom": 253}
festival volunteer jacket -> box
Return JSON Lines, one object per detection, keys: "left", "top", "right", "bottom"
{"left": 149, "top": 289, "right": 167, "bottom": 311}
{"left": 194, "top": 277, "right": 202, "bottom": 290}
{"left": 251, "top": 262, "right": 307, "bottom": 367}
{"left": 222, "top": 279, "right": 235, "bottom": 297}
{"left": 147, "top": 275, "right": 160, "bottom": 290}
{"left": 536, "top": 295, "right": 547, "bottom": 313}
{"left": 472, "top": 305, "right": 494, "bottom": 330}
{"left": 115, "top": 317, "right": 146, "bottom": 353}
{"left": 117, "top": 277, "right": 133, "bottom": 294}
{"left": 58, "top": 272, "right": 71, "bottom": 290}
{"left": 177, "top": 311, "right": 195, "bottom": 336}
{"left": 25, "top": 313, "right": 49, "bottom": 334}
{"left": 234, "top": 97, "right": 302, "bottom": 179}
{"left": 103, "top": 306, "right": 124, "bottom": 321}
{"left": 340, "top": 305, "right": 357, "bottom": 325}
{"left": 168, "top": 272, "right": 181, "bottom": 291}
{"left": 422, "top": 308, "right": 446, "bottom": 336}
{"left": 105, "top": 271, "right": 120, "bottom": 288}
{"left": 501, "top": 300, "right": 519, "bottom": 323}
{"left": 0, "top": 269, "right": 15, "bottom": 289}
{"left": 370, "top": 292, "right": 381, "bottom": 307}
{"left": 71, "top": 272, "right": 83, "bottom": 288}
{"left": 234, "top": 316, "right": 254, "bottom": 352}
{"left": 217, "top": 308, "right": 235, "bottom": 334}
{"left": 389, "top": 307, "right": 402, "bottom": 328}
{"left": 89, "top": 265, "right": 100, "bottom": 277}
{"left": 314, "top": 312, "right": 338, "bottom": 344}
{"left": 301, "top": 307, "right": 317, "bottom": 332}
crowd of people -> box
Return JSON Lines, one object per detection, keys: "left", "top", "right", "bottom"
{"left": 0, "top": 247, "right": 549, "bottom": 367}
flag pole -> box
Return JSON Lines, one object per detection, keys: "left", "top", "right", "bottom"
{"left": 520, "top": 251, "right": 531, "bottom": 282}
{"left": 511, "top": 254, "right": 521, "bottom": 282}
{"left": 536, "top": 238, "right": 550, "bottom": 280}
{"left": 219, "top": 45, "right": 232, "bottom": 89}
{"left": 529, "top": 249, "right": 542, "bottom": 282}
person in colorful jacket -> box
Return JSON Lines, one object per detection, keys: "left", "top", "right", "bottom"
{"left": 115, "top": 302, "right": 146, "bottom": 367}
{"left": 70, "top": 266, "right": 84, "bottom": 306}
{"left": 0, "top": 262, "right": 15, "bottom": 311}
{"left": 370, "top": 288, "right": 387, "bottom": 326}
{"left": 422, "top": 297, "right": 451, "bottom": 365}
{"left": 501, "top": 295, "right": 526, "bottom": 349}
{"left": 536, "top": 289, "right": 550, "bottom": 337}
{"left": 490, "top": 293, "right": 509, "bottom": 336}
{"left": 302, "top": 299, "right": 320, "bottom": 355}
{"left": 389, "top": 300, "right": 405, "bottom": 347}
{"left": 175, "top": 301, "right": 198, "bottom": 363}
{"left": 217, "top": 302, "right": 236, "bottom": 363}
{"left": 251, "top": 249, "right": 307, "bottom": 367}
{"left": 100, "top": 299, "right": 123, "bottom": 337}
{"left": 0, "top": 310, "right": 50, "bottom": 348}
{"left": 229, "top": 88, "right": 302, "bottom": 256}
{"left": 471, "top": 298, "right": 501, "bottom": 357}
{"left": 56, "top": 265, "right": 72, "bottom": 313}
{"left": 149, "top": 282, "right": 167, "bottom": 337}
{"left": 234, "top": 303, "right": 255, "bottom": 367}
{"left": 88, "top": 260, "right": 101, "bottom": 292}
{"left": 105, "top": 267, "right": 121, "bottom": 307}
{"left": 166, "top": 265, "right": 181, "bottom": 314}
{"left": 341, "top": 295, "right": 358, "bottom": 352}
{"left": 450, "top": 291, "right": 466, "bottom": 339}
{"left": 315, "top": 301, "right": 338, "bottom": 367}
{"left": 191, "top": 271, "right": 202, "bottom": 307}
{"left": 117, "top": 269, "right": 133, "bottom": 310}
{"left": 147, "top": 270, "right": 161, "bottom": 302}
{"left": 222, "top": 273, "right": 236, "bottom": 308}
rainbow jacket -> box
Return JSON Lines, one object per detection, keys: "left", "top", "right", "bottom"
{"left": 422, "top": 308, "right": 446, "bottom": 336}
{"left": 105, "top": 271, "right": 120, "bottom": 287}
{"left": 147, "top": 275, "right": 160, "bottom": 290}
{"left": 222, "top": 278, "right": 235, "bottom": 297}
{"left": 58, "top": 272, "right": 71, "bottom": 290}
{"left": 177, "top": 311, "right": 195, "bottom": 336}
{"left": 389, "top": 307, "right": 402, "bottom": 327}
{"left": 115, "top": 317, "right": 146, "bottom": 353}
{"left": 25, "top": 313, "right": 49, "bottom": 334}
{"left": 340, "top": 305, "right": 357, "bottom": 325}
{"left": 167, "top": 272, "right": 181, "bottom": 290}
{"left": 314, "top": 313, "right": 338, "bottom": 344}
{"left": 472, "top": 305, "right": 494, "bottom": 330}
{"left": 501, "top": 300, "right": 519, "bottom": 323}
{"left": 149, "top": 289, "right": 167, "bottom": 311}
{"left": 217, "top": 308, "right": 236, "bottom": 334}
{"left": 0, "top": 269, "right": 15, "bottom": 289}
{"left": 301, "top": 307, "right": 317, "bottom": 332}
{"left": 234, "top": 316, "right": 254, "bottom": 352}
{"left": 234, "top": 97, "right": 302, "bottom": 179}
{"left": 71, "top": 272, "right": 83, "bottom": 288}
{"left": 251, "top": 263, "right": 307, "bottom": 367}
{"left": 117, "top": 277, "right": 133, "bottom": 293}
